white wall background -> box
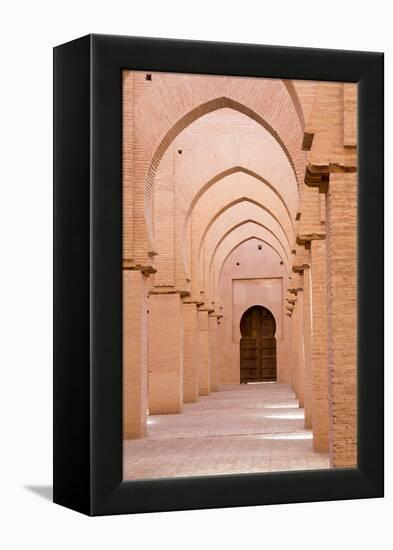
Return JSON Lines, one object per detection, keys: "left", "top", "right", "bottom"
{"left": 0, "top": 1, "right": 391, "bottom": 548}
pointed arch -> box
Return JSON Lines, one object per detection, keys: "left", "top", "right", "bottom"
{"left": 216, "top": 236, "right": 288, "bottom": 291}
{"left": 282, "top": 80, "right": 305, "bottom": 129}
{"left": 240, "top": 305, "right": 277, "bottom": 337}
{"left": 207, "top": 218, "right": 290, "bottom": 282}
{"left": 145, "top": 96, "right": 299, "bottom": 239}
{"left": 185, "top": 165, "right": 294, "bottom": 230}
{"left": 197, "top": 197, "right": 292, "bottom": 258}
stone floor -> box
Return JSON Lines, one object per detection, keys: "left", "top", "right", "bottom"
{"left": 123, "top": 383, "right": 330, "bottom": 480}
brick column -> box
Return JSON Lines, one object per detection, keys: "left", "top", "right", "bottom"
{"left": 294, "top": 290, "right": 305, "bottom": 407}
{"left": 198, "top": 309, "right": 210, "bottom": 396}
{"left": 208, "top": 315, "right": 218, "bottom": 392}
{"left": 303, "top": 266, "right": 313, "bottom": 429}
{"left": 123, "top": 270, "right": 148, "bottom": 439}
{"left": 326, "top": 173, "right": 357, "bottom": 467}
{"left": 310, "top": 239, "right": 329, "bottom": 451}
{"left": 288, "top": 299, "right": 298, "bottom": 397}
{"left": 148, "top": 292, "right": 183, "bottom": 414}
{"left": 182, "top": 301, "right": 199, "bottom": 402}
{"left": 217, "top": 316, "right": 223, "bottom": 385}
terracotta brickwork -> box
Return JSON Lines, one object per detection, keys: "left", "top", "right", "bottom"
{"left": 198, "top": 309, "right": 210, "bottom": 395}
{"left": 148, "top": 293, "right": 184, "bottom": 414}
{"left": 310, "top": 239, "right": 329, "bottom": 451}
{"left": 303, "top": 266, "right": 313, "bottom": 429}
{"left": 122, "top": 70, "right": 358, "bottom": 473}
{"left": 294, "top": 290, "right": 305, "bottom": 407}
{"left": 208, "top": 315, "right": 219, "bottom": 392}
{"left": 123, "top": 270, "right": 148, "bottom": 438}
{"left": 182, "top": 302, "right": 200, "bottom": 402}
{"left": 326, "top": 173, "right": 357, "bottom": 467}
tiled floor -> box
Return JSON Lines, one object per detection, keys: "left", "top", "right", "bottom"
{"left": 123, "top": 383, "right": 330, "bottom": 480}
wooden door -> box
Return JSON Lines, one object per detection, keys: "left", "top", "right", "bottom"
{"left": 240, "top": 306, "right": 276, "bottom": 383}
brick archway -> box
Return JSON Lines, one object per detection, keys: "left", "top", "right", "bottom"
{"left": 145, "top": 97, "right": 300, "bottom": 243}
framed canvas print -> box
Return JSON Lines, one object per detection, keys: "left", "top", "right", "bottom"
{"left": 53, "top": 34, "right": 384, "bottom": 516}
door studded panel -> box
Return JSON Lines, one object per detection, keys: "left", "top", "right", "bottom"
{"left": 240, "top": 306, "right": 277, "bottom": 383}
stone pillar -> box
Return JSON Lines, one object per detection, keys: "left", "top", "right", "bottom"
{"left": 123, "top": 270, "right": 148, "bottom": 439}
{"left": 310, "top": 238, "right": 329, "bottom": 451}
{"left": 182, "top": 301, "right": 199, "bottom": 402}
{"left": 148, "top": 292, "right": 183, "bottom": 414}
{"left": 326, "top": 173, "right": 357, "bottom": 467}
{"left": 198, "top": 309, "right": 210, "bottom": 396}
{"left": 208, "top": 315, "right": 218, "bottom": 392}
{"left": 303, "top": 266, "right": 313, "bottom": 429}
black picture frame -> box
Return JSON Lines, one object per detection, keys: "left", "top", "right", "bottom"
{"left": 53, "top": 34, "right": 384, "bottom": 516}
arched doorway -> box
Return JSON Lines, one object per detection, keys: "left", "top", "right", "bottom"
{"left": 240, "top": 306, "right": 277, "bottom": 383}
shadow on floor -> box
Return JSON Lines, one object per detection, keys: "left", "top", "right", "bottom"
{"left": 24, "top": 485, "right": 53, "bottom": 501}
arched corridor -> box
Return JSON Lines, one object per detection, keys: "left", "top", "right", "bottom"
{"left": 122, "top": 70, "right": 358, "bottom": 477}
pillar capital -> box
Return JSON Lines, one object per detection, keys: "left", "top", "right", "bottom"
{"left": 197, "top": 304, "right": 215, "bottom": 313}
{"left": 149, "top": 288, "right": 190, "bottom": 298}
{"left": 208, "top": 312, "right": 223, "bottom": 321}
{"left": 292, "top": 242, "right": 311, "bottom": 273}
{"left": 296, "top": 232, "right": 325, "bottom": 246}
{"left": 304, "top": 166, "right": 330, "bottom": 192}
{"left": 288, "top": 272, "right": 303, "bottom": 294}
{"left": 305, "top": 165, "right": 357, "bottom": 192}
{"left": 123, "top": 259, "right": 156, "bottom": 275}
{"left": 182, "top": 296, "right": 204, "bottom": 306}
